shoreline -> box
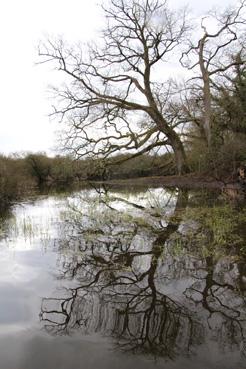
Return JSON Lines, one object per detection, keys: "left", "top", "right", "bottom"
{"left": 90, "top": 174, "right": 242, "bottom": 190}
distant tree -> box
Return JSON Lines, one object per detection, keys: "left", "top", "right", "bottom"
{"left": 25, "top": 153, "right": 52, "bottom": 184}
{"left": 39, "top": 0, "right": 191, "bottom": 174}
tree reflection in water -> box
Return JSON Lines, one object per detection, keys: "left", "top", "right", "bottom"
{"left": 40, "top": 187, "right": 246, "bottom": 360}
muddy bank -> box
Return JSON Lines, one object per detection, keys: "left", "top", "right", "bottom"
{"left": 92, "top": 174, "right": 242, "bottom": 190}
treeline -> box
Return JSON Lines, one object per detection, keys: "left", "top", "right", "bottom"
{"left": 0, "top": 152, "right": 174, "bottom": 212}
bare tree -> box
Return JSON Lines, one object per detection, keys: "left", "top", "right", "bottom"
{"left": 39, "top": 0, "right": 191, "bottom": 174}
{"left": 180, "top": 1, "right": 246, "bottom": 147}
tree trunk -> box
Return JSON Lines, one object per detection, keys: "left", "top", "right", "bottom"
{"left": 147, "top": 109, "right": 189, "bottom": 175}
{"left": 203, "top": 74, "right": 212, "bottom": 147}
{"left": 172, "top": 137, "right": 189, "bottom": 175}
{"left": 199, "top": 36, "right": 212, "bottom": 148}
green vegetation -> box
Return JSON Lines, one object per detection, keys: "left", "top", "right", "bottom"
{"left": 170, "top": 205, "right": 246, "bottom": 259}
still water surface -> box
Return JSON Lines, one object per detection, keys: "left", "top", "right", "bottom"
{"left": 0, "top": 186, "right": 245, "bottom": 369}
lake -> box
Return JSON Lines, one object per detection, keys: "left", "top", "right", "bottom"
{"left": 0, "top": 185, "right": 245, "bottom": 369}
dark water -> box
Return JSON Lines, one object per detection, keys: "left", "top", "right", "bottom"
{"left": 0, "top": 186, "right": 245, "bottom": 369}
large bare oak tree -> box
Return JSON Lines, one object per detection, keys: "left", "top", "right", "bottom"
{"left": 39, "top": 0, "right": 190, "bottom": 174}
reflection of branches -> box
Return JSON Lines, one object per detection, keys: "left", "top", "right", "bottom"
{"left": 41, "top": 189, "right": 204, "bottom": 357}
{"left": 111, "top": 292, "right": 200, "bottom": 358}
{"left": 40, "top": 187, "right": 246, "bottom": 360}
{"left": 184, "top": 253, "right": 246, "bottom": 354}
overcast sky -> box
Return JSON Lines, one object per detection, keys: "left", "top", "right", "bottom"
{"left": 0, "top": 0, "right": 236, "bottom": 156}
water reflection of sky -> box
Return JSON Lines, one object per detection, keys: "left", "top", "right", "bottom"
{"left": 0, "top": 196, "right": 62, "bottom": 337}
